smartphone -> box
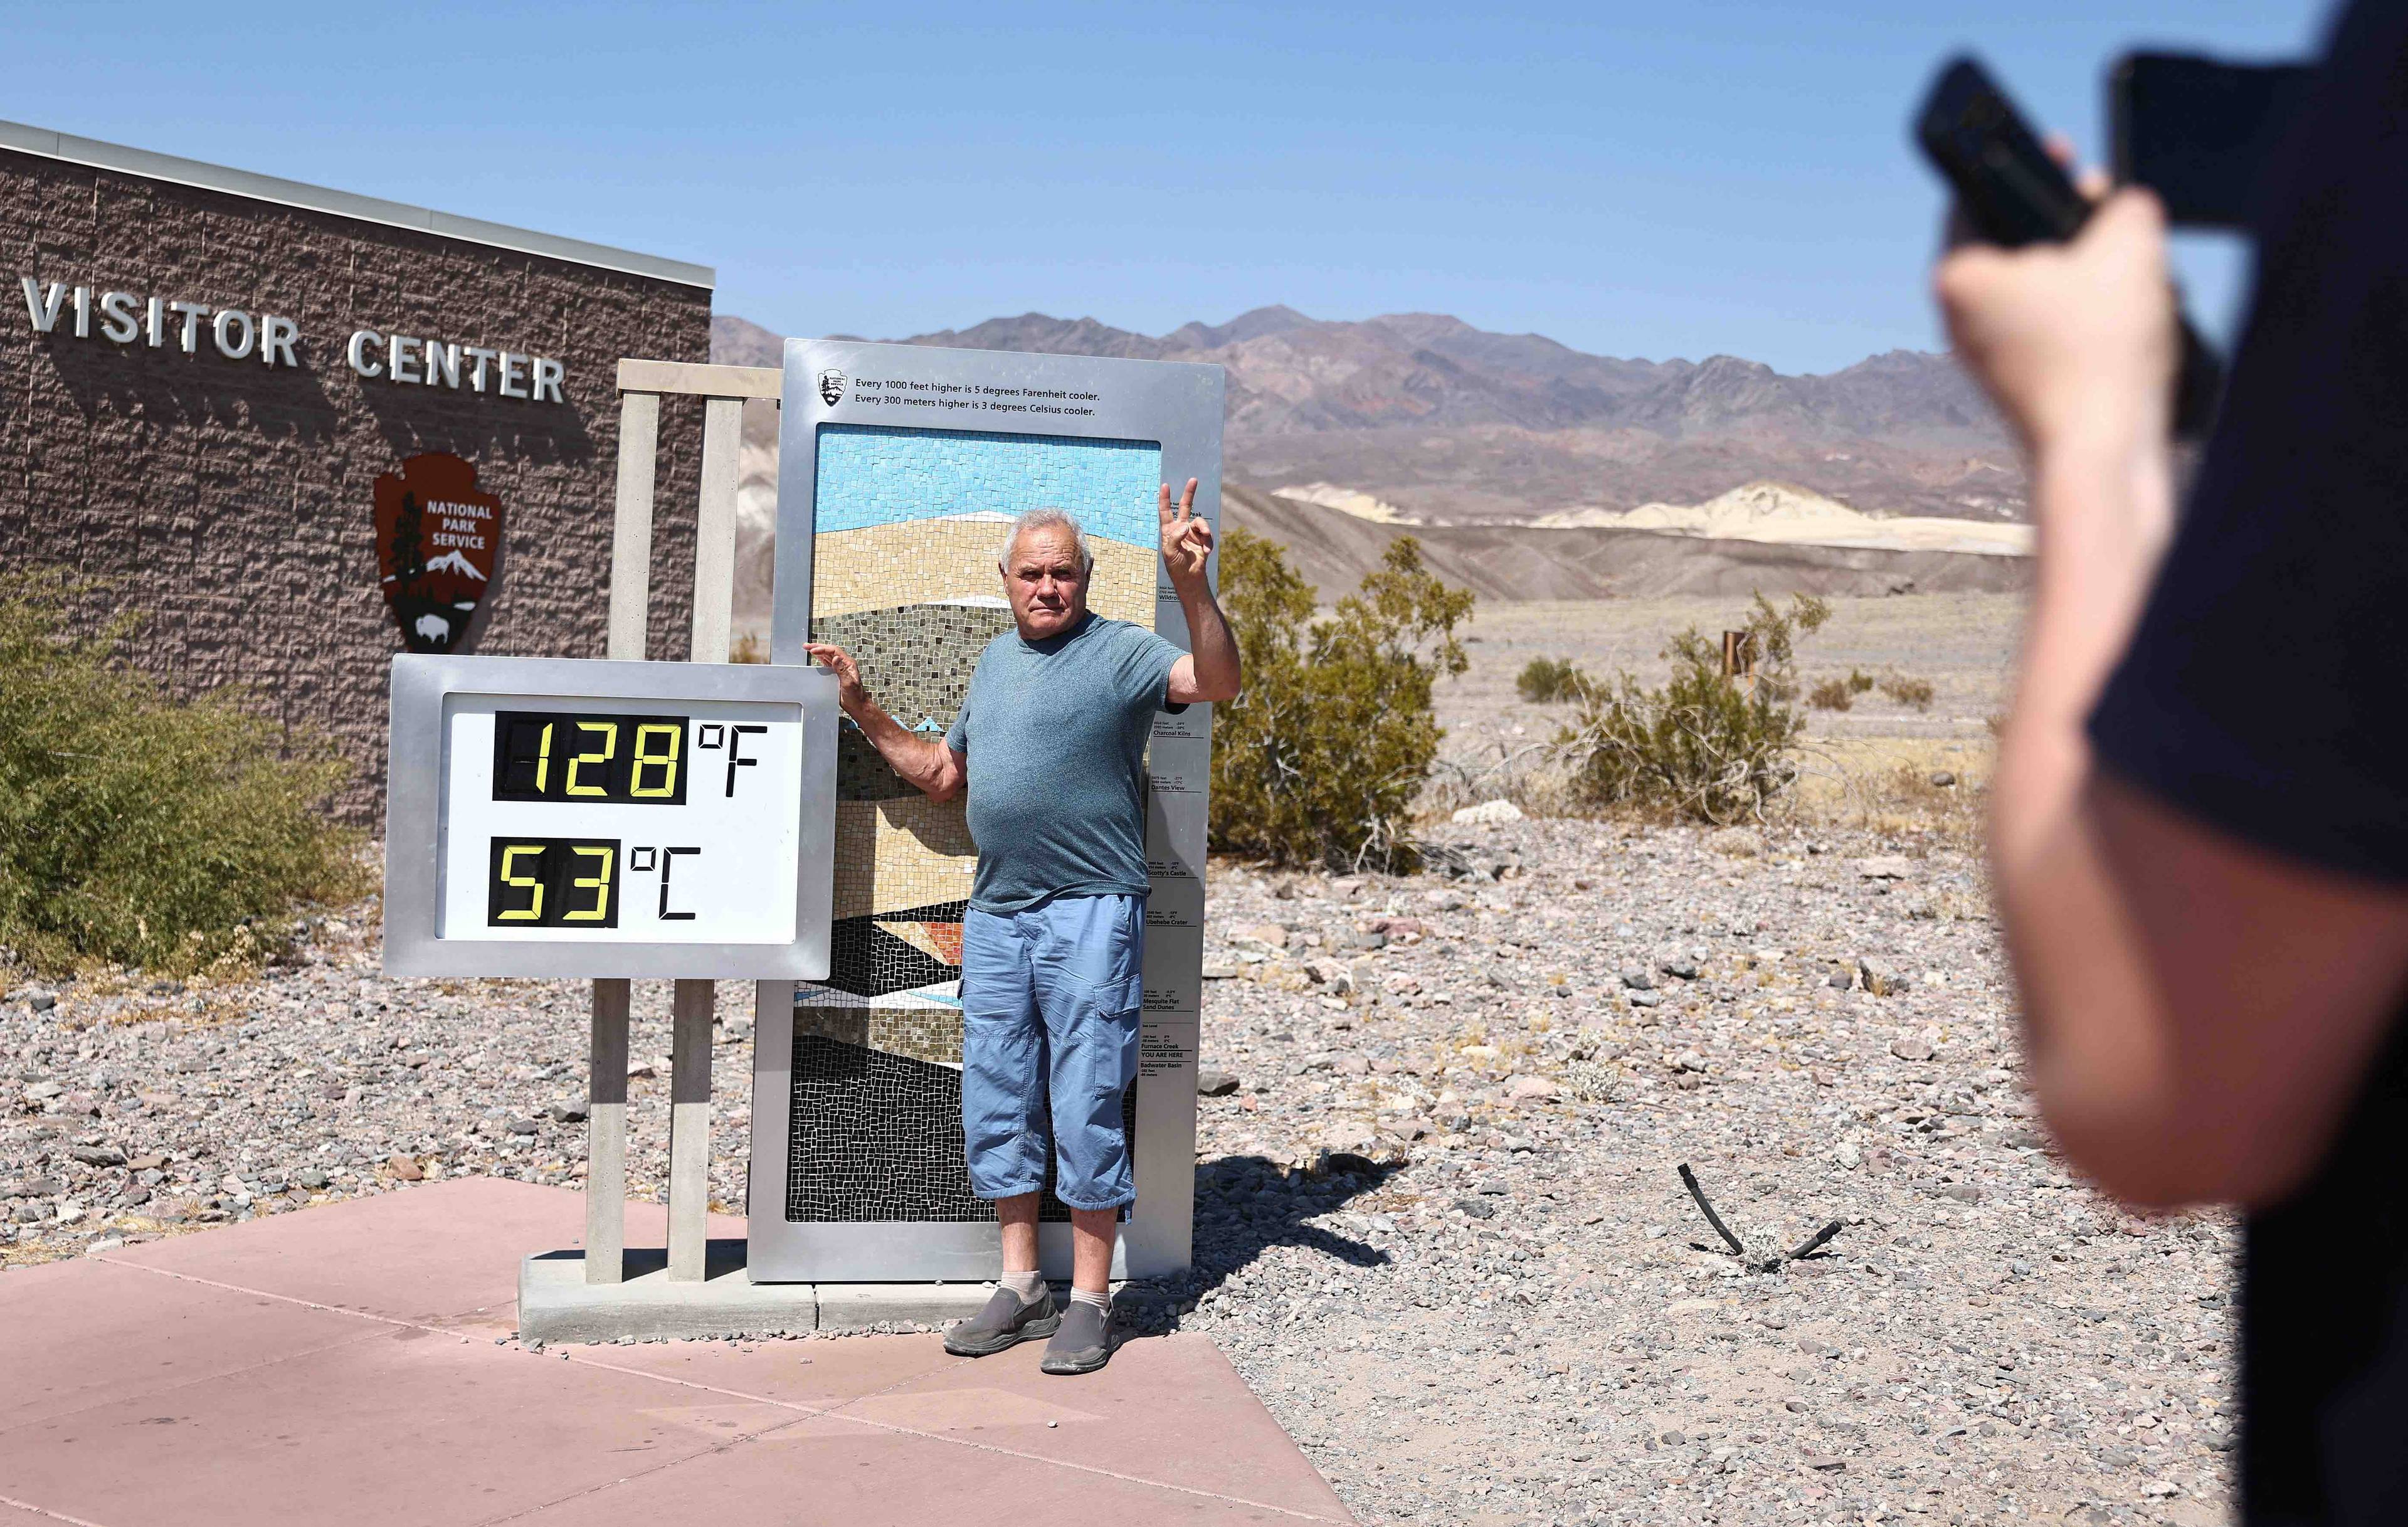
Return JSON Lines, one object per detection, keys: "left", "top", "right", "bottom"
{"left": 1916, "top": 56, "right": 2092, "bottom": 247}
{"left": 2112, "top": 52, "right": 2311, "bottom": 230}
{"left": 1913, "top": 54, "right": 2224, "bottom": 439}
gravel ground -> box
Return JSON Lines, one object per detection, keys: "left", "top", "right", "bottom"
{"left": 1, "top": 816, "right": 2234, "bottom": 1526}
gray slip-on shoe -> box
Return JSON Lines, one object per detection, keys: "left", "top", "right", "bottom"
{"left": 1038, "top": 1298, "right": 1112, "bottom": 1375}
{"left": 944, "top": 1286, "right": 1059, "bottom": 1357}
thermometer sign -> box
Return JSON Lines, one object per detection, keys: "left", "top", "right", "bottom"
{"left": 383, "top": 655, "right": 837, "bottom": 979}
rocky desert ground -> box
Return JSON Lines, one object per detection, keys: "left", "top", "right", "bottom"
{"left": 1, "top": 593, "right": 2236, "bottom": 1526}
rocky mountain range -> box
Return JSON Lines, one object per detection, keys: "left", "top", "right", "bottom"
{"left": 711, "top": 308, "right": 2024, "bottom": 524}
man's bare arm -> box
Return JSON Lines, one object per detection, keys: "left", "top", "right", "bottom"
{"left": 805, "top": 642, "right": 965, "bottom": 803}
{"left": 1942, "top": 189, "right": 2408, "bottom": 1209}
{"left": 1158, "top": 478, "right": 1241, "bottom": 704}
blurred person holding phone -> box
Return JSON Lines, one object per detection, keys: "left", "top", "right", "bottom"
{"left": 1935, "top": 3, "right": 2408, "bottom": 1521}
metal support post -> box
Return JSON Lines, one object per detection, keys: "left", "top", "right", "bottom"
{"left": 586, "top": 389, "right": 658, "bottom": 1284}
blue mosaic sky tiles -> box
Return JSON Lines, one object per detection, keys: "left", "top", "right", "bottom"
{"left": 814, "top": 424, "right": 1163, "bottom": 546}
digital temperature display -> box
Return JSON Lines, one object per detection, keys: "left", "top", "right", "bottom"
{"left": 383, "top": 655, "right": 836, "bottom": 980}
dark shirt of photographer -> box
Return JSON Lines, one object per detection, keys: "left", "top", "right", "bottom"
{"left": 1938, "top": 1, "right": 2408, "bottom": 1522}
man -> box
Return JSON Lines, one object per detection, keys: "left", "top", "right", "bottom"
{"left": 805, "top": 478, "right": 1240, "bottom": 1375}
{"left": 1935, "top": 6, "right": 2408, "bottom": 1518}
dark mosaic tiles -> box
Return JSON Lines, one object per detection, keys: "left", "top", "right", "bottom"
{"left": 783, "top": 1031, "right": 1135, "bottom": 1225}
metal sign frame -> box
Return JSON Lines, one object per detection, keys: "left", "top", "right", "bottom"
{"left": 383, "top": 653, "right": 838, "bottom": 980}
{"left": 751, "top": 338, "right": 1222, "bottom": 1284}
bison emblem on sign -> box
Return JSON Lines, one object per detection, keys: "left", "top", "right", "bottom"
{"left": 374, "top": 453, "right": 504, "bottom": 654}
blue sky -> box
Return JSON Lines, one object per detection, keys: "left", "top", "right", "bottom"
{"left": 11, "top": 1, "right": 2330, "bottom": 374}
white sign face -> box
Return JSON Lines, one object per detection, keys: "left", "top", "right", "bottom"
{"left": 382, "top": 655, "right": 837, "bottom": 980}
{"left": 435, "top": 695, "right": 803, "bottom": 945}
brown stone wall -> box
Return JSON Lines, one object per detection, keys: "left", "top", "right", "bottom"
{"left": 0, "top": 149, "right": 712, "bottom": 822}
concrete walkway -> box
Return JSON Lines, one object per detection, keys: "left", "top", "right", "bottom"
{"left": 0, "top": 1178, "right": 1354, "bottom": 1526}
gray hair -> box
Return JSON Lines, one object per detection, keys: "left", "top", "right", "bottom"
{"left": 997, "top": 507, "right": 1094, "bottom": 573}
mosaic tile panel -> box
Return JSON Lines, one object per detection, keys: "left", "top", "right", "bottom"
{"left": 790, "top": 425, "right": 1163, "bottom": 1228}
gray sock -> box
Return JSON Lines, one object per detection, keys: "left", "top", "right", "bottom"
{"left": 1000, "top": 1269, "right": 1046, "bottom": 1306}
{"left": 1069, "top": 1287, "right": 1110, "bottom": 1311}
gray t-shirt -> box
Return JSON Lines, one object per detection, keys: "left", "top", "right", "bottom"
{"left": 944, "top": 613, "right": 1182, "bottom": 914}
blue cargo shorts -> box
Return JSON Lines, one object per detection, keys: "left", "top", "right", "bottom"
{"left": 959, "top": 893, "right": 1143, "bottom": 1212}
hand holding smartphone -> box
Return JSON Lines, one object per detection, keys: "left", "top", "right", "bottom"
{"left": 1914, "top": 55, "right": 2224, "bottom": 439}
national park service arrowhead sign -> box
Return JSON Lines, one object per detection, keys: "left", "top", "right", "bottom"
{"left": 374, "top": 453, "right": 502, "bottom": 653}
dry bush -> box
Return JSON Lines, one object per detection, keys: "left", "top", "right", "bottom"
{"left": 0, "top": 572, "right": 368, "bottom": 974}
{"left": 1785, "top": 738, "right": 1993, "bottom": 847}
{"left": 1553, "top": 592, "right": 1830, "bottom": 824}
{"left": 1809, "top": 677, "right": 1855, "bottom": 712}
{"left": 1514, "top": 656, "right": 1590, "bottom": 704}
{"left": 1209, "top": 529, "right": 1474, "bottom": 869}
{"left": 1422, "top": 726, "right": 1584, "bottom": 820}
{"left": 1881, "top": 674, "right": 1936, "bottom": 711}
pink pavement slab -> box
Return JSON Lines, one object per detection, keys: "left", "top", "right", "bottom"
{"left": 93, "top": 1175, "right": 746, "bottom": 1324}
{"left": 0, "top": 1178, "right": 1354, "bottom": 1527}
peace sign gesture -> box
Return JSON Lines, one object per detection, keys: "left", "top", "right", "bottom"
{"left": 1158, "top": 477, "right": 1212, "bottom": 587}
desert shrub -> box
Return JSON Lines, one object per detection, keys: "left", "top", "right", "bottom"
{"left": 1209, "top": 529, "right": 1473, "bottom": 869}
{"left": 1808, "top": 677, "right": 1855, "bottom": 712}
{"left": 1881, "top": 673, "right": 1936, "bottom": 711}
{"left": 1515, "top": 655, "right": 1589, "bottom": 704}
{"left": 1554, "top": 592, "right": 1830, "bottom": 823}
{"left": 0, "top": 573, "right": 367, "bottom": 974}
{"left": 1847, "top": 668, "right": 1876, "bottom": 694}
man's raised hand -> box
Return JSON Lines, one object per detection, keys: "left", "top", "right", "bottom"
{"left": 1159, "top": 477, "right": 1213, "bottom": 584}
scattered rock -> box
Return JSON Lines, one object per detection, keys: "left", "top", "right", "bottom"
{"left": 27, "top": 992, "right": 56, "bottom": 1012}
{"left": 1706, "top": 828, "right": 1763, "bottom": 857}
{"left": 386, "top": 1154, "right": 425, "bottom": 1181}
{"left": 68, "top": 1144, "right": 126, "bottom": 1167}
{"left": 1930, "top": 771, "right": 1958, "bottom": 788}
{"left": 1196, "top": 1069, "right": 1241, "bottom": 1097}
{"left": 1657, "top": 958, "right": 1700, "bottom": 980}
{"left": 1319, "top": 1120, "right": 1378, "bottom": 1153}
{"left": 1619, "top": 968, "right": 1655, "bottom": 991}
{"left": 1854, "top": 857, "right": 1914, "bottom": 880}
{"left": 1507, "top": 1075, "right": 1560, "bottom": 1102}
{"left": 296, "top": 1168, "right": 332, "bottom": 1190}
{"left": 1890, "top": 1037, "right": 1936, "bottom": 1062}
{"left": 1230, "top": 923, "right": 1291, "bottom": 951}
{"left": 1450, "top": 798, "right": 1526, "bottom": 825}
{"left": 1858, "top": 956, "right": 1908, "bottom": 996}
